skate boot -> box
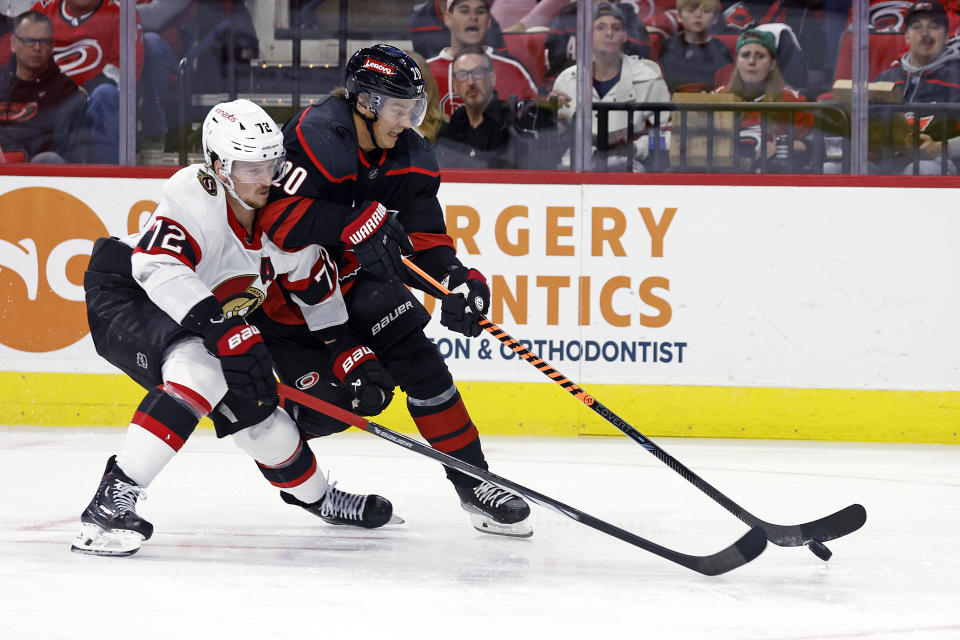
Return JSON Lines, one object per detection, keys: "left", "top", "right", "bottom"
{"left": 280, "top": 480, "right": 397, "bottom": 529}
{"left": 456, "top": 480, "right": 532, "bottom": 538}
{"left": 71, "top": 456, "right": 153, "bottom": 557}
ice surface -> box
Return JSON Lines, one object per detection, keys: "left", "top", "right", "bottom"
{"left": 1, "top": 426, "right": 957, "bottom": 639}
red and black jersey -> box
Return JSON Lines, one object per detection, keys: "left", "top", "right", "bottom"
{"left": 258, "top": 95, "right": 459, "bottom": 324}
{"left": 31, "top": 0, "right": 144, "bottom": 88}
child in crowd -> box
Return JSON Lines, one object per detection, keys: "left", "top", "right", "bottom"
{"left": 658, "top": 0, "right": 732, "bottom": 93}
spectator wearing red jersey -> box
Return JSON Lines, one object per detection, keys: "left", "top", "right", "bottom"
{"left": 717, "top": 29, "right": 813, "bottom": 172}
{"left": 427, "top": 0, "right": 540, "bottom": 119}
{"left": 30, "top": 0, "right": 145, "bottom": 163}
{"left": 409, "top": 0, "right": 508, "bottom": 59}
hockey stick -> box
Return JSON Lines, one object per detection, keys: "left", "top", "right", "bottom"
{"left": 277, "top": 383, "right": 766, "bottom": 576}
{"left": 401, "top": 257, "right": 866, "bottom": 561}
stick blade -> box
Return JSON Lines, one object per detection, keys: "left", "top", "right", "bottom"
{"left": 765, "top": 503, "right": 867, "bottom": 547}
{"left": 689, "top": 526, "right": 768, "bottom": 576}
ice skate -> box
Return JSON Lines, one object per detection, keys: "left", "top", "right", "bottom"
{"left": 456, "top": 480, "right": 532, "bottom": 537}
{"left": 280, "top": 480, "right": 399, "bottom": 529}
{"left": 71, "top": 456, "right": 153, "bottom": 557}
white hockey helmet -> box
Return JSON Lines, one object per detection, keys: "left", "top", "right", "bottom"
{"left": 202, "top": 98, "right": 286, "bottom": 183}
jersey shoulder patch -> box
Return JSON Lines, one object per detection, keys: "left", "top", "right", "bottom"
{"left": 197, "top": 168, "right": 218, "bottom": 196}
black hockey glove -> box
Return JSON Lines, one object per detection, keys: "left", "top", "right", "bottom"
{"left": 331, "top": 343, "right": 395, "bottom": 415}
{"left": 440, "top": 266, "right": 490, "bottom": 338}
{"left": 342, "top": 201, "right": 413, "bottom": 282}
{"left": 202, "top": 317, "right": 278, "bottom": 404}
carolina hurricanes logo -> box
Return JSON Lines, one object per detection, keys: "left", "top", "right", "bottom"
{"left": 724, "top": 4, "right": 755, "bottom": 31}
{"left": 362, "top": 58, "right": 395, "bottom": 76}
{"left": 905, "top": 112, "right": 936, "bottom": 132}
{"left": 296, "top": 372, "right": 321, "bottom": 390}
{"left": 868, "top": 1, "right": 914, "bottom": 33}
{"left": 0, "top": 101, "right": 38, "bottom": 122}
{"left": 53, "top": 39, "right": 103, "bottom": 81}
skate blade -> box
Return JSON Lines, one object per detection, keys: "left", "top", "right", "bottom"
{"left": 467, "top": 512, "right": 533, "bottom": 538}
{"left": 70, "top": 523, "right": 144, "bottom": 557}
{"left": 387, "top": 513, "right": 405, "bottom": 526}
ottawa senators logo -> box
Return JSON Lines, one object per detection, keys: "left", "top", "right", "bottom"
{"left": 212, "top": 275, "right": 265, "bottom": 318}
{"left": 197, "top": 169, "right": 218, "bottom": 196}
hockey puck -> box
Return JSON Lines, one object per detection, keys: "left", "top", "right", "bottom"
{"left": 805, "top": 539, "right": 833, "bottom": 561}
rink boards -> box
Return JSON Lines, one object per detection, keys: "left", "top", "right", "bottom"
{"left": 1, "top": 169, "right": 957, "bottom": 443}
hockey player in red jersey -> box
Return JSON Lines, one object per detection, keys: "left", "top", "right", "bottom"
{"left": 256, "top": 44, "right": 532, "bottom": 537}
{"left": 72, "top": 99, "right": 395, "bottom": 557}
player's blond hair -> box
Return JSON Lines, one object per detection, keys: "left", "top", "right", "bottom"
{"left": 677, "top": 0, "right": 721, "bottom": 11}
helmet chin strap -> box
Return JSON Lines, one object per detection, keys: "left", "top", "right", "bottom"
{"left": 354, "top": 103, "right": 382, "bottom": 151}
{"left": 215, "top": 166, "right": 256, "bottom": 211}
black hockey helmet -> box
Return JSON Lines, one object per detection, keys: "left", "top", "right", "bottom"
{"left": 344, "top": 44, "right": 427, "bottom": 128}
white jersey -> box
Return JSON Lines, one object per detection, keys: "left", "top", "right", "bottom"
{"left": 123, "top": 164, "right": 346, "bottom": 332}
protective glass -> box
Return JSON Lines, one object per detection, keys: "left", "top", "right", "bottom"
{"left": 366, "top": 92, "right": 428, "bottom": 128}
{"left": 230, "top": 156, "right": 286, "bottom": 183}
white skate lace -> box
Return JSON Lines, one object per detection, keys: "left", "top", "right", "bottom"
{"left": 110, "top": 480, "right": 146, "bottom": 515}
{"left": 320, "top": 482, "right": 367, "bottom": 521}
{"left": 473, "top": 481, "right": 517, "bottom": 508}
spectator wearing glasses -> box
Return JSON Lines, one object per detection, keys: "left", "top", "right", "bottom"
{"left": 550, "top": 2, "right": 669, "bottom": 171}
{"left": 427, "top": 0, "right": 540, "bottom": 119}
{"left": 0, "top": 10, "right": 85, "bottom": 163}
{"left": 872, "top": 0, "right": 960, "bottom": 175}
{"left": 437, "top": 49, "right": 558, "bottom": 169}
{"left": 436, "top": 49, "right": 514, "bottom": 167}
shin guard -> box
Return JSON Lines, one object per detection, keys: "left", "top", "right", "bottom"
{"left": 408, "top": 385, "right": 488, "bottom": 486}
{"left": 116, "top": 387, "right": 201, "bottom": 486}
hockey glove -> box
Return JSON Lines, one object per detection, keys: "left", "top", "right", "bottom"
{"left": 342, "top": 201, "right": 413, "bottom": 282}
{"left": 331, "top": 343, "right": 395, "bottom": 415}
{"left": 440, "top": 266, "right": 489, "bottom": 338}
{"left": 201, "top": 316, "right": 278, "bottom": 404}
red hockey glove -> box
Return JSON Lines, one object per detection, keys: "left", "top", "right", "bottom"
{"left": 342, "top": 201, "right": 413, "bottom": 282}
{"left": 440, "top": 266, "right": 489, "bottom": 338}
{"left": 331, "top": 343, "right": 395, "bottom": 415}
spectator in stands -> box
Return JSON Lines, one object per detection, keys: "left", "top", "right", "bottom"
{"left": 23, "top": 0, "right": 145, "bottom": 164}
{"left": 550, "top": 2, "right": 669, "bottom": 171}
{"left": 718, "top": 2, "right": 808, "bottom": 94}
{"left": 718, "top": 29, "right": 813, "bottom": 172}
{"left": 428, "top": 0, "right": 540, "bottom": 119}
{"left": 407, "top": 50, "right": 446, "bottom": 144}
{"left": 493, "top": 0, "right": 569, "bottom": 33}
{"left": 436, "top": 49, "right": 515, "bottom": 167}
{"left": 545, "top": 0, "right": 651, "bottom": 78}
{"left": 410, "top": 0, "right": 508, "bottom": 59}
{"left": 436, "top": 48, "right": 559, "bottom": 169}
{"left": 871, "top": 0, "right": 960, "bottom": 175}
{"left": 0, "top": 10, "right": 86, "bottom": 163}
{"left": 659, "top": 0, "right": 732, "bottom": 93}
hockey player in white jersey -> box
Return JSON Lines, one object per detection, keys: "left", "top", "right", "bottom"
{"left": 72, "top": 99, "right": 396, "bottom": 556}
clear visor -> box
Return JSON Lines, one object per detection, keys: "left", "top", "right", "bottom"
{"left": 230, "top": 156, "right": 286, "bottom": 183}
{"left": 368, "top": 93, "right": 428, "bottom": 128}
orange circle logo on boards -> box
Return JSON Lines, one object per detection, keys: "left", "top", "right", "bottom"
{"left": 0, "top": 187, "right": 108, "bottom": 352}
